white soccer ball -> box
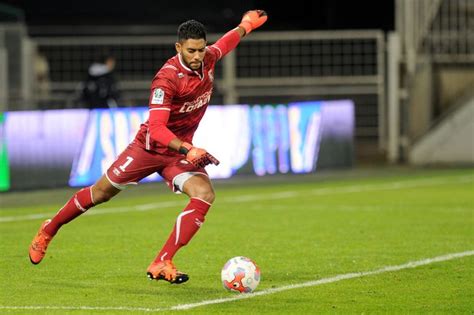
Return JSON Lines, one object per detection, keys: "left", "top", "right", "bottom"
{"left": 221, "top": 256, "right": 261, "bottom": 293}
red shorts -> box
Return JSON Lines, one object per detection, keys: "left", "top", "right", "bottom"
{"left": 105, "top": 141, "right": 207, "bottom": 192}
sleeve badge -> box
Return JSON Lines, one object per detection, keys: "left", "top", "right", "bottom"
{"left": 151, "top": 88, "right": 165, "bottom": 104}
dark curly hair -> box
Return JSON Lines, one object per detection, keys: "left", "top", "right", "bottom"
{"left": 177, "top": 20, "right": 207, "bottom": 42}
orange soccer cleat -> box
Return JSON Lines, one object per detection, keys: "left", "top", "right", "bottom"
{"left": 29, "top": 219, "right": 54, "bottom": 265}
{"left": 147, "top": 260, "right": 189, "bottom": 284}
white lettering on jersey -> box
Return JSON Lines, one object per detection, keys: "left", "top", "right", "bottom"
{"left": 179, "top": 90, "right": 212, "bottom": 113}
{"left": 151, "top": 88, "right": 164, "bottom": 104}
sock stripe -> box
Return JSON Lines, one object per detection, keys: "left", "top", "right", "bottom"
{"left": 89, "top": 185, "right": 96, "bottom": 205}
{"left": 175, "top": 209, "right": 195, "bottom": 245}
{"left": 73, "top": 196, "right": 87, "bottom": 212}
{"left": 44, "top": 187, "right": 94, "bottom": 236}
{"left": 154, "top": 198, "right": 212, "bottom": 263}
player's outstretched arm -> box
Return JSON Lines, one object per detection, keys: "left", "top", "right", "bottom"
{"left": 237, "top": 10, "right": 268, "bottom": 37}
{"left": 210, "top": 9, "right": 268, "bottom": 59}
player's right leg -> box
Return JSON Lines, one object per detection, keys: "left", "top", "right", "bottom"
{"left": 29, "top": 176, "right": 120, "bottom": 264}
{"left": 29, "top": 141, "right": 160, "bottom": 265}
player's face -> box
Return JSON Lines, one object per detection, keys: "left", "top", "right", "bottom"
{"left": 176, "top": 38, "right": 206, "bottom": 70}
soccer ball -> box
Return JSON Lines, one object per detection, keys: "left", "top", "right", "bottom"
{"left": 221, "top": 256, "right": 260, "bottom": 293}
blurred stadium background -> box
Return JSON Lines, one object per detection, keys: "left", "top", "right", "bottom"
{"left": 0, "top": 0, "right": 472, "bottom": 192}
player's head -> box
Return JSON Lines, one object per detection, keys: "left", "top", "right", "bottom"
{"left": 176, "top": 20, "right": 207, "bottom": 70}
{"left": 95, "top": 53, "right": 116, "bottom": 71}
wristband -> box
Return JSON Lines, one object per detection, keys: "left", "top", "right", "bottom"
{"left": 179, "top": 142, "right": 192, "bottom": 155}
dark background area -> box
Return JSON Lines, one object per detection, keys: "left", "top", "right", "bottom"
{"left": 1, "top": 0, "right": 394, "bottom": 33}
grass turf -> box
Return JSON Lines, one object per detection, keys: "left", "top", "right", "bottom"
{"left": 0, "top": 167, "right": 473, "bottom": 314}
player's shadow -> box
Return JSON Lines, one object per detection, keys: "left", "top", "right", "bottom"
{"left": 117, "top": 285, "right": 219, "bottom": 296}
{"left": 35, "top": 279, "right": 105, "bottom": 290}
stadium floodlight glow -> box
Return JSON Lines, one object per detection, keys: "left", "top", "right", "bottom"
{"left": 2, "top": 101, "right": 354, "bottom": 190}
{"left": 193, "top": 105, "right": 252, "bottom": 179}
{"left": 288, "top": 102, "right": 323, "bottom": 173}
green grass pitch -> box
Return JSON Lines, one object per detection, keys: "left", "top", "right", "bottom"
{"left": 0, "top": 167, "right": 473, "bottom": 314}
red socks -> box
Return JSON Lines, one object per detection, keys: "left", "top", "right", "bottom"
{"left": 155, "top": 197, "right": 211, "bottom": 262}
{"left": 44, "top": 187, "right": 95, "bottom": 236}
{"left": 42, "top": 188, "right": 210, "bottom": 263}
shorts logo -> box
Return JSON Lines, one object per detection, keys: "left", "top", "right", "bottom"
{"left": 180, "top": 159, "right": 190, "bottom": 165}
{"left": 151, "top": 88, "right": 165, "bottom": 104}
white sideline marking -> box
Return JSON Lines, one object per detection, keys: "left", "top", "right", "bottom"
{"left": 0, "top": 250, "right": 473, "bottom": 313}
{"left": 172, "top": 250, "right": 474, "bottom": 311}
{"left": 0, "top": 201, "right": 183, "bottom": 223}
{"left": 0, "top": 305, "right": 166, "bottom": 312}
{"left": 0, "top": 175, "right": 472, "bottom": 223}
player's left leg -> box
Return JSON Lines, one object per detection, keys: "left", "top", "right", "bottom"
{"left": 155, "top": 174, "right": 214, "bottom": 261}
{"left": 147, "top": 173, "right": 214, "bottom": 284}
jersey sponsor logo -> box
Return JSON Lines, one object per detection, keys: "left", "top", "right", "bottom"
{"left": 179, "top": 90, "right": 212, "bottom": 113}
{"left": 151, "top": 88, "right": 165, "bottom": 104}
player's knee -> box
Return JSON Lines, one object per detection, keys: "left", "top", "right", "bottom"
{"left": 91, "top": 186, "right": 115, "bottom": 204}
{"left": 205, "top": 190, "right": 216, "bottom": 204}
{"left": 193, "top": 187, "right": 215, "bottom": 204}
{"left": 184, "top": 176, "right": 215, "bottom": 204}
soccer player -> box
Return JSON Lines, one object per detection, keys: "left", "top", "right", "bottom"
{"left": 29, "top": 10, "right": 267, "bottom": 284}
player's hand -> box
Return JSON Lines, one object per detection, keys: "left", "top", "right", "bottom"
{"left": 238, "top": 10, "right": 267, "bottom": 35}
{"left": 179, "top": 142, "right": 220, "bottom": 168}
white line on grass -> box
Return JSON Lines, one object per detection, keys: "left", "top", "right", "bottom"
{"left": 0, "top": 250, "right": 472, "bottom": 313}
{"left": 1, "top": 175, "right": 472, "bottom": 223}
{"left": 0, "top": 305, "right": 167, "bottom": 312}
{"left": 0, "top": 201, "right": 184, "bottom": 223}
{"left": 171, "top": 250, "right": 474, "bottom": 311}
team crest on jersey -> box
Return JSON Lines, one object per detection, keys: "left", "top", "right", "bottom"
{"left": 178, "top": 72, "right": 185, "bottom": 78}
{"left": 151, "top": 88, "right": 164, "bottom": 104}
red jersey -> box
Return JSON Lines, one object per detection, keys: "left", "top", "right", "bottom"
{"left": 134, "top": 29, "right": 241, "bottom": 155}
